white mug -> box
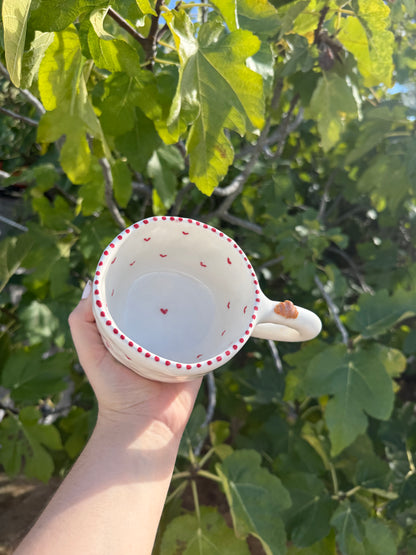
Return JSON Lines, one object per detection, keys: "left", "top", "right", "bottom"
{"left": 92, "top": 217, "right": 322, "bottom": 382}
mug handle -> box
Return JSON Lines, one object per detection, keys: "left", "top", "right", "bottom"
{"left": 252, "top": 293, "right": 322, "bottom": 342}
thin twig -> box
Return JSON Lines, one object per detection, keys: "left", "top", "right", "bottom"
{"left": 317, "top": 171, "right": 336, "bottom": 221}
{"left": 0, "top": 106, "right": 39, "bottom": 126}
{"left": 107, "top": 7, "right": 146, "bottom": 47}
{"left": 221, "top": 212, "right": 263, "bottom": 235}
{"left": 270, "top": 95, "right": 300, "bottom": 160}
{"left": 171, "top": 182, "right": 193, "bottom": 216}
{"left": 0, "top": 62, "right": 45, "bottom": 115}
{"left": 98, "top": 157, "right": 127, "bottom": 230}
{"left": 258, "top": 256, "right": 284, "bottom": 272}
{"left": 194, "top": 373, "right": 216, "bottom": 457}
{"left": 268, "top": 340, "right": 283, "bottom": 373}
{"left": 314, "top": 275, "right": 349, "bottom": 345}
{"left": 327, "top": 245, "right": 373, "bottom": 294}
{"left": 0, "top": 215, "right": 28, "bottom": 232}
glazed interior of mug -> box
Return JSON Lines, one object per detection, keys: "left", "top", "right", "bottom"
{"left": 102, "top": 221, "right": 257, "bottom": 363}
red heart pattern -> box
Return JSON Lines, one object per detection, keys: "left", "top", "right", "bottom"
{"left": 94, "top": 216, "right": 261, "bottom": 373}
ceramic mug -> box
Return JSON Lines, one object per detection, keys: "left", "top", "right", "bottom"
{"left": 92, "top": 217, "right": 322, "bottom": 382}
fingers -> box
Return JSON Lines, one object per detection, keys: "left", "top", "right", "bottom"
{"left": 68, "top": 281, "right": 106, "bottom": 371}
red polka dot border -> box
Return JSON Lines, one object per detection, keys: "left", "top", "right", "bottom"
{"left": 93, "top": 216, "right": 261, "bottom": 373}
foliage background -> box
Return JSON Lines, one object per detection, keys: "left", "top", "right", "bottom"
{"left": 1, "top": 0, "right": 416, "bottom": 553}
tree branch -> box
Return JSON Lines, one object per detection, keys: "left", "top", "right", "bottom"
{"left": 221, "top": 212, "right": 263, "bottom": 234}
{"left": 314, "top": 275, "right": 349, "bottom": 345}
{"left": 171, "top": 182, "right": 194, "bottom": 216}
{"left": 0, "top": 106, "right": 39, "bottom": 126}
{"left": 194, "top": 372, "right": 217, "bottom": 457}
{"left": 327, "top": 245, "right": 373, "bottom": 294}
{"left": 318, "top": 171, "right": 337, "bottom": 221}
{"left": 98, "top": 157, "right": 127, "bottom": 230}
{"left": 0, "top": 62, "right": 45, "bottom": 116}
{"left": 0, "top": 215, "right": 28, "bottom": 232}
{"left": 107, "top": 7, "right": 146, "bottom": 48}
{"left": 268, "top": 340, "right": 283, "bottom": 373}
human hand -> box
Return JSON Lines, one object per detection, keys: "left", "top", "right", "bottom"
{"left": 68, "top": 281, "right": 202, "bottom": 441}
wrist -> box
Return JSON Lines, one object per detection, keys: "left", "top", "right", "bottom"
{"left": 94, "top": 410, "right": 182, "bottom": 452}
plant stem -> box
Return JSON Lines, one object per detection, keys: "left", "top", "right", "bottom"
{"left": 153, "top": 57, "right": 179, "bottom": 66}
{"left": 171, "top": 470, "right": 191, "bottom": 480}
{"left": 191, "top": 478, "right": 201, "bottom": 523}
{"left": 165, "top": 481, "right": 187, "bottom": 504}
{"left": 197, "top": 469, "right": 222, "bottom": 483}
{"left": 198, "top": 447, "right": 215, "bottom": 469}
{"left": 329, "top": 462, "right": 339, "bottom": 496}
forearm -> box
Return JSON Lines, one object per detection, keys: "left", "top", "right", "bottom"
{"left": 15, "top": 416, "right": 181, "bottom": 555}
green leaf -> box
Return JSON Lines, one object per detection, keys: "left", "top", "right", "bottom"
{"left": 89, "top": 7, "right": 113, "bottom": 40}
{"left": 114, "top": 109, "right": 162, "bottom": 172}
{"left": 88, "top": 26, "right": 141, "bottom": 75}
{"left": 59, "top": 407, "right": 90, "bottom": 459}
{"left": 147, "top": 144, "right": 184, "bottom": 208}
{"left": 282, "top": 473, "right": 337, "bottom": 547}
{"left": 178, "top": 404, "right": 207, "bottom": 458}
{"left": 330, "top": 500, "right": 366, "bottom": 555}
{"left": 160, "top": 506, "right": 250, "bottom": 555}
{"left": 210, "top": 0, "right": 239, "bottom": 31}
{"left": 0, "top": 416, "right": 24, "bottom": 475}
{"left": 305, "top": 345, "right": 395, "bottom": 455}
{"left": 344, "top": 106, "right": 396, "bottom": 164}
{"left": 209, "top": 420, "right": 230, "bottom": 447}
{"left": 338, "top": 0, "right": 394, "bottom": 87}
{"left": 2, "top": 0, "right": 33, "bottom": 87}
{"left": 356, "top": 153, "right": 411, "bottom": 213}
{"left": 38, "top": 26, "right": 83, "bottom": 111}
{"left": 211, "top": 0, "right": 280, "bottom": 38}
{"left": 29, "top": 0, "right": 79, "bottom": 31}
{"left": 20, "top": 30, "right": 55, "bottom": 89}
{"left": 166, "top": 10, "right": 264, "bottom": 195}
{"left": 136, "top": 0, "right": 156, "bottom": 16}
{"left": 287, "top": 531, "right": 337, "bottom": 554}
{"left": 29, "top": 0, "right": 109, "bottom": 32}
{"left": 345, "top": 289, "right": 416, "bottom": 338}
{"left": 362, "top": 518, "right": 397, "bottom": 555}
{"left": 235, "top": 0, "right": 280, "bottom": 38}
{"left": 111, "top": 159, "right": 132, "bottom": 208}
{"left": 309, "top": 73, "right": 357, "bottom": 151}
{"left": 37, "top": 107, "right": 99, "bottom": 184}
{"left": 2, "top": 345, "right": 71, "bottom": 401}
{"left": 0, "top": 407, "right": 62, "bottom": 482}
{"left": 98, "top": 71, "right": 163, "bottom": 137}
{"left": 284, "top": 340, "right": 327, "bottom": 401}
{"left": 0, "top": 233, "right": 35, "bottom": 294}
{"left": 216, "top": 449, "right": 291, "bottom": 555}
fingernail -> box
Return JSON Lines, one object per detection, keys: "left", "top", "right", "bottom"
{"left": 81, "top": 280, "right": 92, "bottom": 300}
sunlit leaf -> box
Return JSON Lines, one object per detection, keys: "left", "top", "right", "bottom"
{"left": 2, "top": 0, "right": 32, "bottom": 86}
{"left": 165, "top": 9, "right": 264, "bottom": 194}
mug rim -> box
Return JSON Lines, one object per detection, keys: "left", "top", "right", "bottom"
{"left": 92, "top": 216, "right": 261, "bottom": 378}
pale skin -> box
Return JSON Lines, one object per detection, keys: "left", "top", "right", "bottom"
{"left": 15, "top": 281, "right": 202, "bottom": 555}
